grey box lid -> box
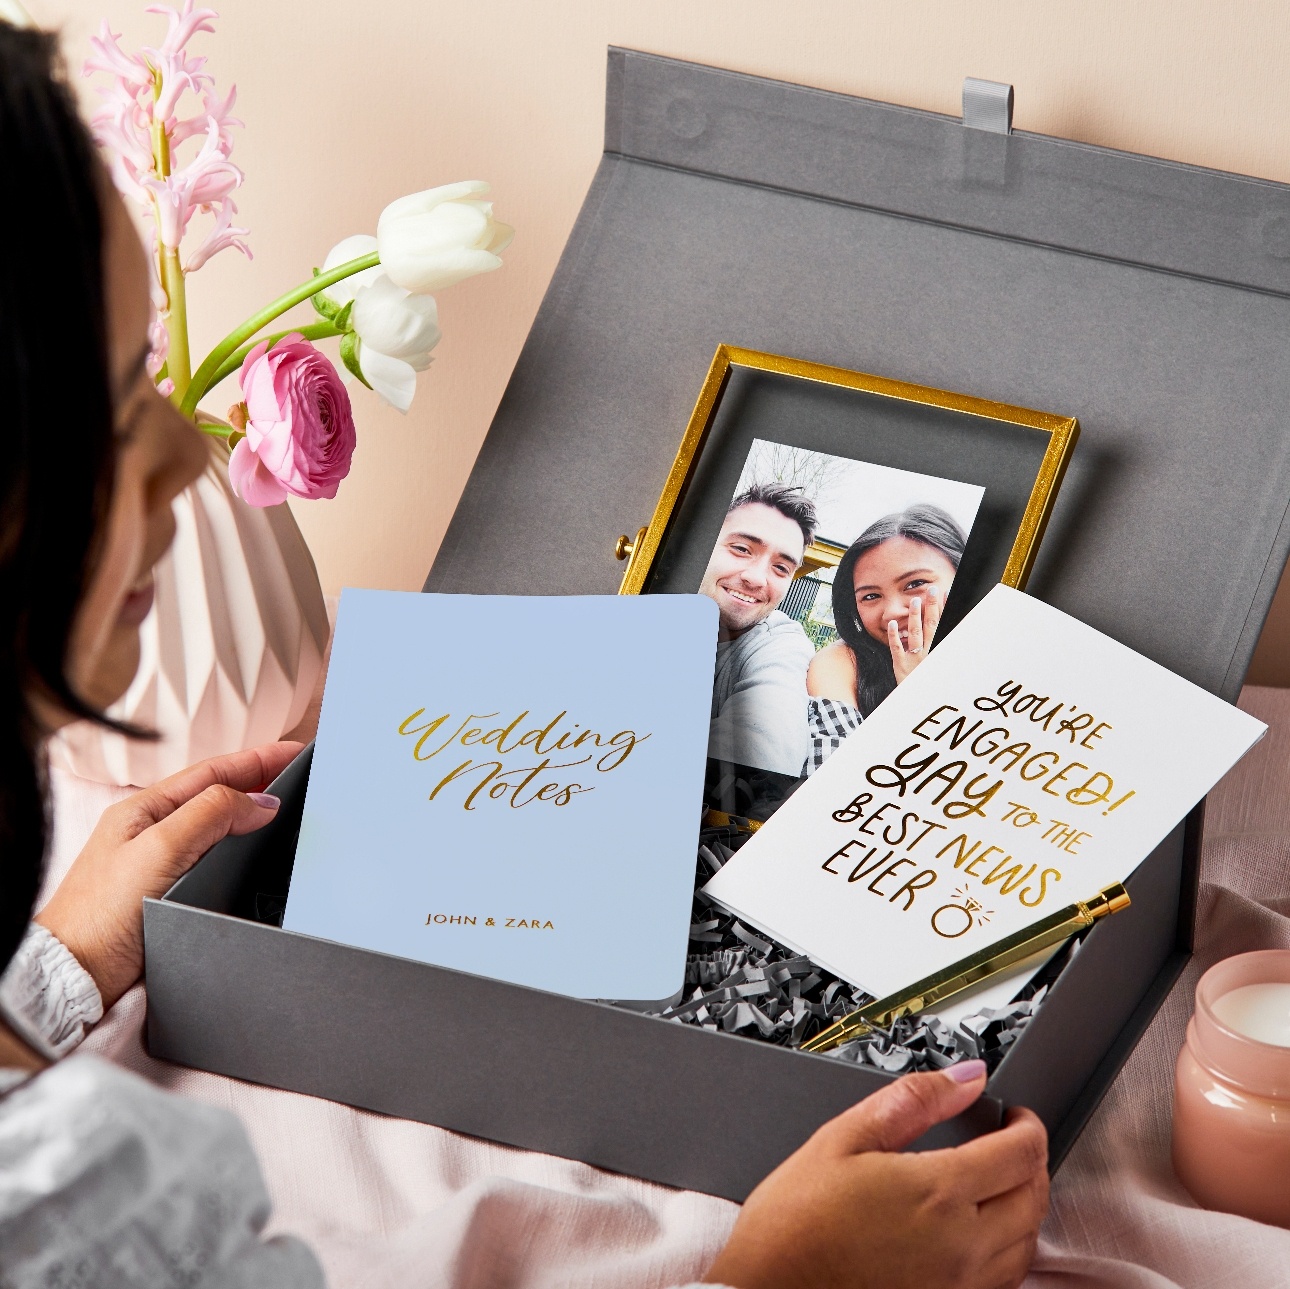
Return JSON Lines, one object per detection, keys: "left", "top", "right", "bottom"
{"left": 428, "top": 47, "right": 1290, "bottom": 701}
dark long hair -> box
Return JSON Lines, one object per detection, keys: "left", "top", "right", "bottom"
{"left": 831, "top": 504, "right": 967, "bottom": 718}
{"left": 0, "top": 24, "right": 121, "bottom": 974}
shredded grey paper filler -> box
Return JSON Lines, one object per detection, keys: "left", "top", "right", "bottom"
{"left": 620, "top": 819, "right": 1070, "bottom": 1073}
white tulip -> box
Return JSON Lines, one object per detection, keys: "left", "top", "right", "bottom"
{"left": 320, "top": 234, "right": 383, "bottom": 306}
{"left": 351, "top": 275, "right": 441, "bottom": 366}
{"left": 351, "top": 277, "right": 441, "bottom": 412}
{"left": 355, "top": 345, "right": 419, "bottom": 413}
{"left": 376, "top": 180, "right": 513, "bottom": 295}
{"left": 318, "top": 237, "right": 443, "bottom": 412}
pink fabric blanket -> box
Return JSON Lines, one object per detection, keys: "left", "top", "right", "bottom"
{"left": 1024, "top": 685, "right": 1290, "bottom": 1287}
{"left": 44, "top": 687, "right": 1290, "bottom": 1288}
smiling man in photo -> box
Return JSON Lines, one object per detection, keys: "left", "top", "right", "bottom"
{"left": 698, "top": 482, "right": 817, "bottom": 776}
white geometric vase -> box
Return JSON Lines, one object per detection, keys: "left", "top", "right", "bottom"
{"left": 50, "top": 438, "right": 330, "bottom": 787}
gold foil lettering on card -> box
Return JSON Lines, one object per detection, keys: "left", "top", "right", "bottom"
{"left": 397, "top": 705, "right": 651, "bottom": 812}
{"left": 425, "top": 913, "right": 556, "bottom": 929}
{"left": 809, "top": 675, "right": 1139, "bottom": 931}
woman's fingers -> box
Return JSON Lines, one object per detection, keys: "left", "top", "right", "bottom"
{"left": 38, "top": 743, "right": 300, "bottom": 1011}
{"left": 907, "top": 596, "right": 924, "bottom": 655}
{"left": 887, "top": 615, "right": 905, "bottom": 665}
{"left": 817, "top": 1062, "right": 988, "bottom": 1156}
{"left": 890, "top": 595, "right": 944, "bottom": 684}
{"left": 938, "top": 1106, "right": 1049, "bottom": 1204}
{"left": 975, "top": 1167, "right": 1050, "bottom": 1248}
{"left": 138, "top": 781, "right": 282, "bottom": 885}
{"left": 705, "top": 1072, "right": 1046, "bottom": 1289}
{"left": 111, "top": 742, "right": 302, "bottom": 836}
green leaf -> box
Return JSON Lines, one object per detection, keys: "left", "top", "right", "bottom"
{"left": 340, "top": 332, "right": 371, "bottom": 388}
{"left": 312, "top": 289, "right": 339, "bottom": 322}
{"left": 333, "top": 298, "right": 354, "bottom": 332}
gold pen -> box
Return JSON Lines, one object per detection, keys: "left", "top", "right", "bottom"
{"left": 800, "top": 881, "right": 1131, "bottom": 1055}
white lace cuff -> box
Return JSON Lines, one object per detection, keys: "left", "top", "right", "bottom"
{"left": 0, "top": 923, "right": 103, "bottom": 1058}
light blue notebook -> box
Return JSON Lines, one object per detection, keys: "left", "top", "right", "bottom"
{"left": 283, "top": 589, "right": 717, "bottom": 1001}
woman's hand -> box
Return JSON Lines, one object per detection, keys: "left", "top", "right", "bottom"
{"left": 703, "top": 1061, "right": 1048, "bottom": 1289}
{"left": 888, "top": 590, "right": 943, "bottom": 685}
{"left": 36, "top": 741, "right": 302, "bottom": 1009}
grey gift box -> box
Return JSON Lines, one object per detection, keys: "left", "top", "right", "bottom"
{"left": 144, "top": 49, "right": 1290, "bottom": 1200}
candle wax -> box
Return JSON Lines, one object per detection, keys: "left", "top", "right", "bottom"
{"left": 1211, "top": 982, "right": 1290, "bottom": 1048}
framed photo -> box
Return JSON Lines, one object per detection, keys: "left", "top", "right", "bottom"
{"left": 615, "top": 345, "right": 1078, "bottom": 822}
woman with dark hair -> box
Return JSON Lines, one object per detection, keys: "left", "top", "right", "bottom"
{"left": 804, "top": 504, "right": 967, "bottom": 773}
{"left": 0, "top": 19, "right": 321, "bottom": 1280}
{"left": 0, "top": 22, "right": 1047, "bottom": 1287}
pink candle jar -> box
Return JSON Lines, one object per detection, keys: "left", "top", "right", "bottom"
{"left": 1172, "top": 950, "right": 1290, "bottom": 1226}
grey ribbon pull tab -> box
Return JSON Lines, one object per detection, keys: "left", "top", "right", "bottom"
{"left": 962, "top": 77, "right": 1013, "bottom": 135}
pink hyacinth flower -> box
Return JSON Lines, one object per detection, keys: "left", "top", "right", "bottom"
{"left": 228, "top": 335, "right": 357, "bottom": 507}
{"left": 85, "top": 3, "right": 251, "bottom": 393}
{"left": 85, "top": 3, "right": 249, "bottom": 261}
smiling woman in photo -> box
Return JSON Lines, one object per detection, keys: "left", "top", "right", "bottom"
{"left": 804, "top": 504, "right": 967, "bottom": 773}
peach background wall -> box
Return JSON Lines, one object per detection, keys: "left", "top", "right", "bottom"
{"left": 31, "top": 0, "right": 1290, "bottom": 677}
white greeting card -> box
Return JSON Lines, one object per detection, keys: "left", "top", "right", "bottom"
{"left": 283, "top": 589, "right": 717, "bottom": 1002}
{"left": 702, "top": 585, "right": 1265, "bottom": 999}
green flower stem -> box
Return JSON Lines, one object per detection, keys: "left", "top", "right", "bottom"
{"left": 148, "top": 73, "right": 192, "bottom": 402}
{"left": 160, "top": 245, "right": 191, "bottom": 400}
{"left": 205, "top": 321, "right": 344, "bottom": 394}
{"left": 196, "top": 423, "right": 244, "bottom": 453}
{"left": 181, "top": 251, "right": 379, "bottom": 418}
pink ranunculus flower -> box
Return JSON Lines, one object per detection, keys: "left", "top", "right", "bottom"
{"left": 228, "top": 334, "right": 356, "bottom": 507}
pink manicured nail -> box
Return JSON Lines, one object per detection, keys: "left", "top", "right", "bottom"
{"left": 248, "top": 792, "right": 281, "bottom": 810}
{"left": 945, "top": 1059, "right": 987, "bottom": 1083}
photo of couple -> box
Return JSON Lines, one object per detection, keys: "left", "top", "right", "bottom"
{"left": 700, "top": 441, "right": 986, "bottom": 780}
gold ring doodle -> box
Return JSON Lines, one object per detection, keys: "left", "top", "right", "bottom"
{"left": 931, "top": 902, "right": 976, "bottom": 938}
